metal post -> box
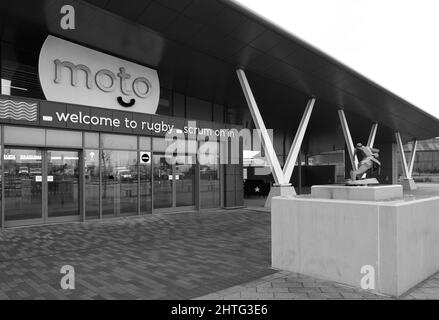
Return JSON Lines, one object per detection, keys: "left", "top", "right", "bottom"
{"left": 338, "top": 109, "right": 358, "bottom": 171}
{"left": 367, "top": 123, "right": 378, "bottom": 147}
{"left": 407, "top": 139, "right": 418, "bottom": 178}
{"left": 298, "top": 151, "right": 302, "bottom": 195}
{"left": 236, "top": 69, "right": 286, "bottom": 185}
{"left": 395, "top": 132, "right": 410, "bottom": 178}
{"left": 81, "top": 133, "right": 86, "bottom": 222}
{"left": 282, "top": 97, "right": 315, "bottom": 183}
{"left": 137, "top": 136, "right": 141, "bottom": 216}
{"left": 98, "top": 133, "right": 102, "bottom": 219}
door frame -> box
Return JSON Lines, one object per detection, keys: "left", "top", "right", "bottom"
{"left": 152, "top": 153, "right": 197, "bottom": 213}
{"left": 45, "top": 148, "right": 82, "bottom": 224}
{"left": 3, "top": 147, "right": 82, "bottom": 227}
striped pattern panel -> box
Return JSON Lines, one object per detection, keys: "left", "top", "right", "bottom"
{"left": 0, "top": 99, "right": 38, "bottom": 122}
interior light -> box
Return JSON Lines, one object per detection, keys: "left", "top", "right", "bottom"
{"left": 1, "top": 78, "right": 28, "bottom": 94}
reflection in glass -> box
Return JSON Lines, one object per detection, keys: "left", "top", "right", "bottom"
{"left": 85, "top": 149, "right": 100, "bottom": 219}
{"left": 200, "top": 163, "right": 220, "bottom": 208}
{"left": 4, "top": 148, "right": 43, "bottom": 221}
{"left": 175, "top": 155, "right": 195, "bottom": 207}
{"left": 199, "top": 142, "right": 220, "bottom": 208}
{"left": 101, "top": 150, "right": 138, "bottom": 217}
{"left": 153, "top": 154, "right": 173, "bottom": 209}
{"left": 101, "top": 134, "right": 137, "bottom": 150}
{"left": 0, "top": 145, "right": 1, "bottom": 226}
{"left": 47, "top": 150, "right": 80, "bottom": 217}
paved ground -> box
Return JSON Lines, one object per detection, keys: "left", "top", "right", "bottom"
{"left": 400, "top": 272, "right": 439, "bottom": 300}
{"left": 195, "top": 271, "right": 390, "bottom": 300}
{"left": 0, "top": 209, "right": 274, "bottom": 299}
{"left": 195, "top": 268, "right": 439, "bottom": 300}
{"left": 0, "top": 208, "right": 438, "bottom": 300}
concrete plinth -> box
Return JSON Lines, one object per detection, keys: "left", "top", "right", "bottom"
{"left": 264, "top": 184, "right": 296, "bottom": 208}
{"left": 272, "top": 194, "right": 439, "bottom": 297}
{"left": 311, "top": 185, "right": 403, "bottom": 201}
{"left": 402, "top": 178, "right": 417, "bottom": 191}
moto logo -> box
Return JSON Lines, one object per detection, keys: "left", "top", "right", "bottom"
{"left": 39, "top": 35, "right": 160, "bottom": 114}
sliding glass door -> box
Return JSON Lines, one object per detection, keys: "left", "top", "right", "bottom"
{"left": 3, "top": 148, "right": 43, "bottom": 223}
{"left": 3, "top": 148, "right": 80, "bottom": 226}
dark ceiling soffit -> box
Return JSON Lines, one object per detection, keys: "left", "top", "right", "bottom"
{"left": 1, "top": 0, "right": 436, "bottom": 143}
{"left": 76, "top": 0, "right": 437, "bottom": 135}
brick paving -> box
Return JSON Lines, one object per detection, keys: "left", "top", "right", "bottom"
{"left": 1, "top": 208, "right": 439, "bottom": 299}
{"left": 400, "top": 272, "right": 439, "bottom": 300}
{"left": 195, "top": 268, "right": 439, "bottom": 300}
{"left": 0, "top": 209, "right": 274, "bottom": 299}
{"left": 194, "top": 271, "right": 391, "bottom": 300}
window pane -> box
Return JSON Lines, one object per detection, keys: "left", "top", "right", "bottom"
{"left": 47, "top": 150, "right": 80, "bottom": 217}
{"left": 101, "top": 150, "right": 138, "bottom": 217}
{"left": 175, "top": 155, "right": 196, "bottom": 207}
{"left": 85, "top": 149, "right": 100, "bottom": 219}
{"left": 4, "top": 148, "right": 43, "bottom": 221}
{"left": 213, "top": 104, "right": 224, "bottom": 123}
{"left": 1, "top": 42, "right": 45, "bottom": 99}
{"left": 152, "top": 154, "right": 173, "bottom": 209}
{"left": 173, "top": 92, "right": 185, "bottom": 118}
{"left": 156, "top": 87, "right": 172, "bottom": 116}
{"left": 84, "top": 132, "right": 99, "bottom": 148}
{"left": 0, "top": 143, "right": 1, "bottom": 227}
{"left": 139, "top": 136, "right": 151, "bottom": 150}
{"left": 153, "top": 137, "right": 192, "bottom": 155}
{"left": 152, "top": 137, "right": 169, "bottom": 152}
{"left": 4, "top": 126, "right": 45, "bottom": 145}
{"left": 186, "top": 96, "right": 211, "bottom": 121}
{"left": 101, "top": 133, "right": 137, "bottom": 150}
{"left": 46, "top": 129, "right": 82, "bottom": 147}
{"left": 199, "top": 142, "right": 220, "bottom": 208}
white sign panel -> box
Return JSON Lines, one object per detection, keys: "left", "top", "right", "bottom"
{"left": 139, "top": 151, "right": 151, "bottom": 164}
{"left": 4, "top": 154, "right": 16, "bottom": 160}
{"left": 39, "top": 35, "right": 160, "bottom": 114}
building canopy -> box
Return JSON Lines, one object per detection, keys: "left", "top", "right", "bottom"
{"left": 1, "top": 0, "right": 438, "bottom": 144}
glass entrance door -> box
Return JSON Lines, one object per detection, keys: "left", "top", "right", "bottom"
{"left": 4, "top": 148, "right": 43, "bottom": 224}
{"left": 153, "top": 154, "right": 174, "bottom": 209}
{"left": 175, "top": 156, "right": 195, "bottom": 207}
{"left": 3, "top": 148, "right": 80, "bottom": 226}
{"left": 153, "top": 154, "right": 195, "bottom": 211}
{"left": 47, "top": 150, "right": 80, "bottom": 220}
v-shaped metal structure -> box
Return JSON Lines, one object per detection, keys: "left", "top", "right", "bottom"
{"left": 338, "top": 109, "right": 378, "bottom": 175}
{"left": 236, "top": 69, "right": 315, "bottom": 186}
{"left": 395, "top": 132, "right": 418, "bottom": 180}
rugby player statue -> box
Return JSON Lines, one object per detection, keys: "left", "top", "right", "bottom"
{"left": 346, "top": 143, "right": 381, "bottom": 186}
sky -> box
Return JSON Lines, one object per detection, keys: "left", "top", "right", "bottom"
{"left": 234, "top": 0, "right": 439, "bottom": 119}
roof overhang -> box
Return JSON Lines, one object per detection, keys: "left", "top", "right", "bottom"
{"left": 1, "top": 0, "right": 438, "bottom": 144}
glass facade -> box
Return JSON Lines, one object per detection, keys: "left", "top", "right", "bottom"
{"left": 175, "top": 155, "right": 196, "bottom": 207}
{"left": 85, "top": 149, "right": 100, "bottom": 219}
{"left": 47, "top": 150, "right": 80, "bottom": 218}
{"left": 101, "top": 150, "right": 138, "bottom": 217}
{"left": 153, "top": 154, "right": 173, "bottom": 209}
{"left": 4, "top": 148, "right": 43, "bottom": 221}
{"left": 199, "top": 142, "right": 220, "bottom": 209}
{"left": 0, "top": 125, "right": 224, "bottom": 227}
{"left": 0, "top": 36, "right": 243, "bottom": 228}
